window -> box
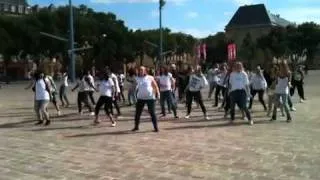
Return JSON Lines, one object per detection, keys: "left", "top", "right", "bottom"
{"left": 18, "top": 5, "right": 23, "bottom": 14}
{"left": 11, "top": 5, "right": 16, "bottom": 13}
{"left": 4, "top": 4, "right": 9, "bottom": 12}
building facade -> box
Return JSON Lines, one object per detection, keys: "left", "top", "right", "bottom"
{"left": 0, "top": 0, "right": 30, "bottom": 15}
{"left": 225, "top": 4, "right": 291, "bottom": 47}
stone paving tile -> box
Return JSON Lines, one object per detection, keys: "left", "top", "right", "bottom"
{"left": 0, "top": 71, "right": 320, "bottom": 179}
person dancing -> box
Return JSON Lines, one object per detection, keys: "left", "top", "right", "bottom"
{"left": 132, "top": 66, "right": 160, "bottom": 132}
{"left": 185, "top": 65, "right": 209, "bottom": 120}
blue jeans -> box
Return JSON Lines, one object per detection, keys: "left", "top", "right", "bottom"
{"left": 134, "top": 99, "right": 158, "bottom": 131}
{"left": 230, "top": 90, "right": 251, "bottom": 121}
{"left": 272, "top": 94, "right": 291, "bottom": 119}
{"left": 127, "top": 88, "right": 137, "bottom": 105}
{"left": 160, "top": 90, "right": 177, "bottom": 116}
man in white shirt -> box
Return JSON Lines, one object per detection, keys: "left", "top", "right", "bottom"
{"left": 207, "top": 64, "right": 219, "bottom": 99}
{"left": 87, "top": 70, "right": 96, "bottom": 105}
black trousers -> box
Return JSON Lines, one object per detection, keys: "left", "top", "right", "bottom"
{"left": 88, "top": 91, "right": 96, "bottom": 105}
{"left": 134, "top": 99, "right": 158, "bottom": 131}
{"left": 249, "top": 89, "right": 267, "bottom": 110}
{"left": 230, "top": 90, "right": 251, "bottom": 121}
{"left": 186, "top": 91, "right": 206, "bottom": 115}
{"left": 290, "top": 80, "right": 305, "bottom": 100}
{"left": 95, "top": 96, "right": 113, "bottom": 116}
{"left": 111, "top": 98, "right": 121, "bottom": 116}
{"left": 77, "top": 91, "right": 93, "bottom": 113}
{"left": 214, "top": 85, "right": 226, "bottom": 107}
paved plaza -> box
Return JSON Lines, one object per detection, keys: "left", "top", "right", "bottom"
{"left": 0, "top": 71, "right": 320, "bottom": 180}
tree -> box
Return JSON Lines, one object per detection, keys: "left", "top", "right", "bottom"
{"left": 239, "top": 33, "right": 256, "bottom": 70}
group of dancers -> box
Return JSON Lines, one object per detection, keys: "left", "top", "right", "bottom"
{"left": 26, "top": 60, "right": 306, "bottom": 132}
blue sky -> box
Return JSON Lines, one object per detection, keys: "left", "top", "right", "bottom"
{"left": 28, "top": 0, "right": 320, "bottom": 38}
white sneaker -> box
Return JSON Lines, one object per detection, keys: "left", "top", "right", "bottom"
{"left": 205, "top": 116, "right": 210, "bottom": 120}
{"left": 57, "top": 111, "right": 61, "bottom": 116}
{"left": 290, "top": 107, "right": 296, "bottom": 111}
{"left": 243, "top": 117, "right": 248, "bottom": 121}
{"left": 185, "top": 115, "right": 190, "bottom": 119}
{"left": 249, "top": 120, "right": 254, "bottom": 126}
{"left": 111, "top": 122, "right": 116, "bottom": 127}
{"left": 89, "top": 112, "right": 95, "bottom": 116}
{"left": 300, "top": 99, "right": 304, "bottom": 103}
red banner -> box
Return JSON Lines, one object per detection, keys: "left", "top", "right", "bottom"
{"left": 228, "top": 44, "right": 236, "bottom": 61}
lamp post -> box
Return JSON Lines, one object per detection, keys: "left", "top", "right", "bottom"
{"left": 69, "top": 0, "right": 75, "bottom": 82}
{"left": 159, "top": 0, "right": 165, "bottom": 66}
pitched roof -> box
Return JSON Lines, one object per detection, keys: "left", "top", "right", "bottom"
{"left": 226, "top": 4, "right": 291, "bottom": 29}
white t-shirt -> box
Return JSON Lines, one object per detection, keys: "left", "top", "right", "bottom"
{"left": 229, "top": 71, "right": 249, "bottom": 92}
{"left": 188, "top": 74, "right": 208, "bottom": 92}
{"left": 250, "top": 74, "right": 267, "bottom": 90}
{"left": 136, "top": 75, "right": 155, "bottom": 100}
{"left": 158, "top": 74, "right": 173, "bottom": 92}
{"left": 62, "top": 75, "right": 68, "bottom": 87}
{"left": 88, "top": 75, "right": 95, "bottom": 91}
{"left": 217, "top": 72, "right": 227, "bottom": 87}
{"left": 111, "top": 73, "right": 121, "bottom": 93}
{"left": 78, "top": 76, "right": 90, "bottom": 92}
{"left": 207, "top": 68, "right": 219, "bottom": 83}
{"left": 118, "top": 74, "right": 125, "bottom": 86}
{"left": 99, "top": 78, "right": 114, "bottom": 97}
{"left": 35, "top": 79, "right": 50, "bottom": 101}
{"left": 275, "top": 77, "right": 289, "bottom": 94}
{"left": 127, "top": 76, "right": 137, "bottom": 90}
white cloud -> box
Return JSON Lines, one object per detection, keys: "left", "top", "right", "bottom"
{"left": 275, "top": 7, "right": 320, "bottom": 24}
{"left": 90, "top": 0, "right": 188, "bottom": 5}
{"left": 232, "top": 0, "right": 255, "bottom": 6}
{"left": 186, "top": 11, "right": 198, "bottom": 19}
{"left": 171, "top": 27, "right": 216, "bottom": 38}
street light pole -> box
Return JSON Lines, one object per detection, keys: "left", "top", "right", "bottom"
{"left": 159, "top": 0, "right": 165, "bottom": 66}
{"left": 69, "top": 0, "right": 75, "bottom": 82}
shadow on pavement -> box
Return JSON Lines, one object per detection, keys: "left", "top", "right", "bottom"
{"left": 30, "top": 125, "right": 89, "bottom": 132}
{"left": 64, "top": 130, "right": 149, "bottom": 138}
{"left": 0, "top": 120, "right": 35, "bottom": 128}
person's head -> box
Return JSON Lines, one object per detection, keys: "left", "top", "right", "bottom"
{"left": 233, "top": 62, "right": 244, "bottom": 72}
{"left": 195, "top": 65, "right": 202, "bottom": 75}
{"left": 213, "top": 63, "right": 219, "bottom": 69}
{"left": 171, "top": 64, "right": 177, "bottom": 71}
{"left": 138, "top": 66, "right": 147, "bottom": 76}
{"left": 255, "top": 66, "right": 263, "bottom": 76}
{"left": 128, "top": 68, "right": 135, "bottom": 77}
{"left": 279, "top": 61, "right": 290, "bottom": 77}
{"left": 105, "top": 66, "right": 111, "bottom": 76}
{"left": 87, "top": 70, "right": 91, "bottom": 75}
{"left": 219, "top": 64, "right": 227, "bottom": 72}
{"left": 34, "top": 71, "right": 42, "bottom": 81}
{"left": 160, "top": 66, "right": 168, "bottom": 76}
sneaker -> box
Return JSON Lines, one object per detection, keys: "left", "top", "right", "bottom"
{"left": 153, "top": 129, "right": 159, "bottom": 132}
{"left": 299, "top": 99, "right": 304, "bottom": 103}
{"left": 174, "top": 115, "right": 179, "bottom": 119}
{"left": 35, "top": 120, "right": 43, "bottom": 125}
{"left": 131, "top": 127, "right": 139, "bottom": 132}
{"left": 243, "top": 117, "right": 248, "bottom": 121}
{"left": 249, "top": 120, "right": 254, "bottom": 126}
{"left": 290, "top": 107, "right": 296, "bottom": 111}
{"left": 89, "top": 112, "right": 95, "bottom": 116}
{"left": 205, "top": 116, "right": 210, "bottom": 120}
{"left": 185, "top": 115, "right": 190, "bottom": 119}
{"left": 111, "top": 122, "right": 116, "bottom": 127}
{"left": 44, "top": 120, "right": 51, "bottom": 126}
{"left": 287, "top": 117, "right": 292, "bottom": 123}
{"left": 57, "top": 111, "right": 61, "bottom": 116}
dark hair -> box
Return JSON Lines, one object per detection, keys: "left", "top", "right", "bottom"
{"left": 128, "top": 68, "right": 136, "bottom": 77}
{"left": 160, "top": 66, "right": 168, "bottom": 76}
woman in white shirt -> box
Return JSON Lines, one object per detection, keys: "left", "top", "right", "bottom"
{"left": 185, "top": 65, "right": 209, "bottom": 120}
{"left": 228, "top": 62, "right": 253, "bottom": 125}
{"left": 72, "top": 71, "right": 96, "bottom": 115}
{"left": 214, "top": 64, "right": 227, "bottom": 107}
{"left": 271, "top": 62, "right": 292, "bottom": 122}
{"left": 132, "top": 66, "right": 160, "bottom": 132}
{"left": 158, "top": 66, "right": 179, "bottom": 118}
{"left": 34, "top": 72, "right": 51, "bottom": 126}
{"left": 59, "top": 71, "right": 70, "bottom": 107}
{"left": 207, "top": 64, "right": 219, "bottom": 99}
{"left": 248, "top": 67, "right": 267, "bottom": 111}
{"left": 94, "top": 73, "right": 116, "bottom": 126}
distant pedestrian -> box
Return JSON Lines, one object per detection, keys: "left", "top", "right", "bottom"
{"left": 248, "top": 67, "right": 267, "bottom": 111}
{"left": 59, "top": 71, "right": 70, "bottom": 107}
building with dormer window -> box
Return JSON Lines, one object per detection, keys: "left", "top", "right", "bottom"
{"left": 0, "top": 0, "right": 30, "bottom": 15}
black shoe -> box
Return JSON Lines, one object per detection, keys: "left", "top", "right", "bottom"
{"left": 35, "top": 121, "right": 43, "bottom": 125}
{"left": 131, "top": 127, "right": 139, "bottom": 132}
{"left": 153, "top": 129, "right": 159, "bottom": 132}
{"left": 44, "top": 120, "right": 51, "bottom": 126}
{"left": 287, "top": 118, "right": 292, "bottom": 123}
{"left": 270, "top": 116, "right": 276, "bottom": 121}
